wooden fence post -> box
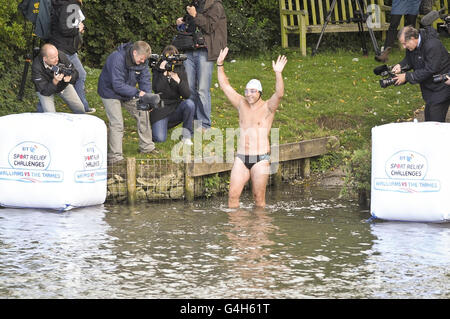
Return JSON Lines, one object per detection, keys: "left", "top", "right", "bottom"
{"left": 273, "top": 162, "right": 282, "bottom": 189}
{"left": 184, "top": 161, "right": 195, "bottom": 202}
{"left": 127, "top": 157, "right": 136, "bottom": 205}
{"left": 301, "top": 158, "right": 310, "bottom": 178}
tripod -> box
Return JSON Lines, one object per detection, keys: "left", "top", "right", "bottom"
{"left": 17, "top": 24, "right": 39, "bottom": 101}
{"left": 311, "top": 0, "right": 381, "bottom": 56}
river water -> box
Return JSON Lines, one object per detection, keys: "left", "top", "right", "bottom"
{"left": 0, "top": 185, "right": 448, "bottom": 299}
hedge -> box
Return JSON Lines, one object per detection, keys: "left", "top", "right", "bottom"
{"left": 0, "top": 0, "right": 280, "bottom": 69}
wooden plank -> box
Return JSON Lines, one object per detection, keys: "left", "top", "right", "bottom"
{"left": 348, "top": 0, "right": 354, "bottom": 17}
{"left": 288, "top": 0, "right": 295, "bottom": 26}
{"left": 341, "top": 0, "right": 347, "bottom": 22}
{"left": 303, "top": 0, "right": 309, "bottom": 24}
{"left": 333, "top": 0, "right": 339, "bottom": 22}
{"left": 186, "top": 156, "right": 233, "bottom": 177}
{"left": 310, "top": 0, "right": 317, "bottom": 25}
{"left": 306, "top": 22, "right": 389, "bottom": 33}
{"left": 186, "top": 136, "right": 339, "bottom": 177}
{"left": 275, "top": 136, "right": 339, "bottom": 162}
{"left": 318, "top": 0, "right": 324, "bottom": 24}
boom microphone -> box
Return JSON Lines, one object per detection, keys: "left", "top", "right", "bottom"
{"left": 139, "top": 92, "right": 160, "bottom": 107}
{"left": 421, "top": 10, "right": 440, "bottom": 26}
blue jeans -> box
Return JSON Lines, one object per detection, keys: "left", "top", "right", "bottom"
{"left": 37, "top": 53, "right": 89, "bottom": 112}
{"left": 151, "top": 99, "right": 195, "bottom": 142}
{"left": 183, "top": 49, "right": 214, "bottom": 129}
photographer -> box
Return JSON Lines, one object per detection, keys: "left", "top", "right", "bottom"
{"left": 392, "top": 26, "right": 450, "bottom": 122}
{"left": 151, "top": 45, "right": 194, "bottom": 145}
{"left": 46, "top": 0, "right": 94, "bottom": 113}
{"left": 97, "top": 41, "right": 156, "bottom": 164}
{"left": 175, "top": 0, "right": 227, "bottom": 132}
{"left": 31, "top": 43, "right": 85, "bottom": 114}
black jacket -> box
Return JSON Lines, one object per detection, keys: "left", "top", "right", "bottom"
{"left": 151, "top": 64, "right": 190, "bottom": 124}
{"left": 399, "top": 27, "right": 450, "bottom": 103}
{"left": 31, "top": 50, "right": 79, "bottom": 96}
{"left": 49, "top": 0, "right": 83, "bottom": 55}
{"left": 184, "top": 0, "right": 227, "bottom": 61}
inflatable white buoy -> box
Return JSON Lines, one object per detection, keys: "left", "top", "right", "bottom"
{"left": 0, "top": 113, "right": 107, "bottom": 211}
{"left": 371, "top": 122, "right": 450, "bottom": 222}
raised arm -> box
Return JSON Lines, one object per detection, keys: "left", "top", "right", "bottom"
{"left": 267, "top": 55, "right": 287, "bottom": 113}
{"left": 217, "top": 47, "right": 243, "bottom": 109}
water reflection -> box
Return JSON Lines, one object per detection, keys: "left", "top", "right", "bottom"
{"left": 364, "top": 222, "right": 450, "bottom": 298}
{"left": 0, "top": 205, "right": 116, "bottom": 298}
{"left": 223, "top": 207, "right": 288, "bottom": 297}
{"left": 0, "top": 185, "right": 448, "bottom": 298}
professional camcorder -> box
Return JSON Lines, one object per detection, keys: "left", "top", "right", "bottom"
{"left": 373, "top": 64, "right": 410, "bottom": 88}
{"left": 440, "top": 15, "right": 450, "bottom": 34}
{"left": 136, "top": 92, "right": 165, "bottom": 111}
{"left": 432, "top": 72, "right": 450, "bottom": 83}
{"left": 149, "top": 53, "right": 187, "bottom": 71}
{"left": 420, "top": 8, "right": 450, "bottom": 35}
{"left": 51, "top": 63, "right": 73, "bottom": 76}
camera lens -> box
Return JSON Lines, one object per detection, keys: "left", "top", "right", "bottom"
{"left": 432, "top": 74, "right": 446, "bottom": 84}
{"left": 379, "top": 78, "right": 395, "bottom": 88}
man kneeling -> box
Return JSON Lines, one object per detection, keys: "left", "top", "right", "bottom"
{"left": 217, "top": 47, "right": 287, "bottom": 208}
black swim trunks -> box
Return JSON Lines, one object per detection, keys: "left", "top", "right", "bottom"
{"left": 236, "top": 153, "right": 271, "bottom": 170}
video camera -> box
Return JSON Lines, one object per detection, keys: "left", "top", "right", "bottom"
{"left": 136, "top": 92, "right": 165, "bottom": 111}
{"left": 373, "top": 64, "right": 410, "bottom": 88}
{"left": 432, "top": 72, "right": 450, "bottom": 83}
{"left": 51, "top": 63, "right": 73, "bottom": 76}
{"left": 149, "top": 53, "right": 187, "bottom": 72}
{"left": 420, "top": 8, "right": 450, "bottom": 35}
{"left": 440, "top": 15, "right": 450, "bottom": 34}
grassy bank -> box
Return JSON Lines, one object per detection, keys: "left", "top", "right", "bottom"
{"left": 4, "top": 38, "right": 450, "bottom": 173}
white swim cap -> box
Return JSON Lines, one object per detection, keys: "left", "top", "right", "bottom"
{"left": 245, "top": 79, "right": 262, "bottom": 92}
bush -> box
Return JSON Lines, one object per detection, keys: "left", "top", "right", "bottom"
{"left": 0, "top": 0, "right": 28, "bottom": 72}
{"left": 82, "top": 0, "right": 281, "bottom": 67}
{"left": 340, "top": 147, "right": 371, "bottom": 206}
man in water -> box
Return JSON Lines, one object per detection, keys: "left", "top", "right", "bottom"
{"left": 216, "top": 47, "right": 287, "bottom": 208}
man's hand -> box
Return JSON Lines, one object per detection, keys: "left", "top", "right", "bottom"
{"left": 391, "top": 64, "right": 402, "bottom": 74}
{"left": 52, "top": 72, "right": 64, "bottom": 85}
{"left": 393, "top": 73, "right": 406, "bottom": 85}
{"left": 79, "top": 22, "right": 84, "bottom": 34}
{"left": 187, "top": 6, "right": 197, "bottom": 17}
{"left": 176, "top": 17, "right": 184, "bottom": 26}
{"left": 272, "top": 55, "right": 287, "bottom": 73}
{"left": 217, "top": 47, "right": 229, "bottom": 65}
{"left": 63, "top": 75, "right": 72, "bottom": 83}
{"left": 445, "top": 75, "right": 450, "bottom": 86}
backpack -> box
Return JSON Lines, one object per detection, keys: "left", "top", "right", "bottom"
{"left": 18, "top": 0, "right": 52, "bottom": 40}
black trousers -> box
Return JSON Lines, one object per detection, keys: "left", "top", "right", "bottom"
{"left": 424, "top": 100, "right": 450, "bottom": 122}
{"left": 384, "top": 14, "right": 418, "bottom": 48}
